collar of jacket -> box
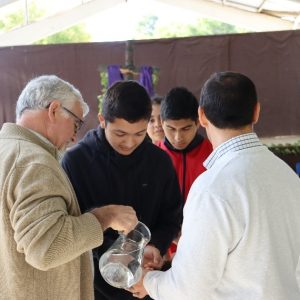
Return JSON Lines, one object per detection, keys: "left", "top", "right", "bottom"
{"left": 0, "top": 123, "right": 60, "bottom": 160}
{"left": 164, "top": 133, "right": 204, "bottom": 154}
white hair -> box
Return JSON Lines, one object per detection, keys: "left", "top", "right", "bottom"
{"left": 16, "top": 75, "right": 89, "bottom": 121}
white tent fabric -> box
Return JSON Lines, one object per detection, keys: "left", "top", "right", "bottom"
{"left": 0, "top": 0, "right": 300, "bottom": 46}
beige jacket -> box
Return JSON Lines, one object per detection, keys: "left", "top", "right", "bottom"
{"left": 0, "top": 123, "right": 103, "bottom": 300}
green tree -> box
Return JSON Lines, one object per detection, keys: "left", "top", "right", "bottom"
{"left": 134, "top": 15, "right": 248, "bottom": 39}
{"left": 135, "top": 15, "right": 159, "bottom": 39}
{"left": 0, "top": 2, "right": 91, "bottom": 44}
{"left": 190, "top": 19, "right": 247, "bottom": 35}
{"left": 36, "top": 24, "right": 91, "bottom": 44}
{"left": 0, "top": 2, "right": 43, "bottom": 33}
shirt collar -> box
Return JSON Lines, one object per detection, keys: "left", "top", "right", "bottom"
{"left": 204, "top": 133, "right": 263, "bottom": 169}
{"left": 27, "top": 128, "right": 61, "bottom": 160}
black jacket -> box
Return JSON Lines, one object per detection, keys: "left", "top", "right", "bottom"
{"left": 62, "top": 127, "right": 183, "bottom": 300}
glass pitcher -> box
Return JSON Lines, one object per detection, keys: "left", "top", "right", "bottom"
{"left": 99, "top": 221, "right": 151, "bottom": 289}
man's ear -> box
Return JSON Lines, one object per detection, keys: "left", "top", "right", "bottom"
{"left": 252, "top": 102, "right": 260, "bottom": 125}
{"left": 198, "top": 107, "right": 208, "bottom": 128}
{"left": 47, "top": 100, "right": 61, "bottom": 123}
{"left": 98, "top": 113, "right": 106, "bottom": 128}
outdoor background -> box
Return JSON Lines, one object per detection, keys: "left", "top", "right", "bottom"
{"left": 0, "top": 0, "right": 299, "bottom": 144}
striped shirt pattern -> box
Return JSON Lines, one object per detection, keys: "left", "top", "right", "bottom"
{"left": 204, "top": 133, "right": 263, "bottom": 169}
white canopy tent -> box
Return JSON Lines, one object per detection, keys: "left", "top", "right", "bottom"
{"left": 0, "top": 0, "right": 300, "bottom": 46}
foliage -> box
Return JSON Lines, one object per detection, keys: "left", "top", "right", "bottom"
{"left": 0, "top": 2, "right": 43, "bottom": 33}
{"left": 0, "top": 1, "right": 91, "bottom": 44}
{"left": 268, "top": 141, "right": 300, "bottom": 156}
{"left": 152, "top": 68, "right": 159, "bottom": 87}
{"left": 97, "top": 71, "right": 108, "bottom": 113}
{"left": 187, "top": 19, "right": 247, "bottom": 36}
{"left": 36, "top": 24, "right": 91, "bottom": 44}
{"left": 136, "top": 15, "right": 159, "bottom": 38}
{"left": 134, "top": 15, "right": 248, "bottom": 39}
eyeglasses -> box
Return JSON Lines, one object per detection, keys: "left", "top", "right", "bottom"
{"left": 61, "top": 106, "right": 84, "bottom": 134}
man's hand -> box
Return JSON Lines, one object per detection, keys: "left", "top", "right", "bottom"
{"left": 143, "top": 245, "right": 164, "bottom": 270}
{"left": 128, "top": 269, "right": 150, "bottom": 298}
{"left": 90, "top": 205, "right": 138, "bottom": 234}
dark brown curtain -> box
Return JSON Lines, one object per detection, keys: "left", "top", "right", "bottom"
{"left": 1, "top": 30, "right": 300, "bottom": 138}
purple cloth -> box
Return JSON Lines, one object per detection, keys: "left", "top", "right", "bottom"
{"left": 139, "top": 66, "right": 154, "bottom": 96}
{"left": 107, "top": 65, "right": 123, "bottom": 87}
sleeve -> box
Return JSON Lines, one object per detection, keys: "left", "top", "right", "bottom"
{"left": 296, "top": 257, "right": 300, "bottom": 292}
{"left": 143, "top": 188, "right": 243, "bottom": 299}
{"left": 149, "top": 155, "right": 183, "bottom": 255}
{"left": 8, "top": 163, "right": 103, "bottom": 271}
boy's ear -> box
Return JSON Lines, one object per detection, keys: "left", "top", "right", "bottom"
{"left": 252, "top": 102, "right": 260, "bottom": 125}
{"left": 198, "top": 107, "right": 208, "bottom": 128}
{"left": 98, "top": 113, "right": 106, "bottom": 128}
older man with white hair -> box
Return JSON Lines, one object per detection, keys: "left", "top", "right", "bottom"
{"left": 0, "top": 75, "right": 138, "bottom": 300}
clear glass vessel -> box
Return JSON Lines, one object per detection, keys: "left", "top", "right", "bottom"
{"left": 99, "top": 221, "right": 151, "bottom": 289}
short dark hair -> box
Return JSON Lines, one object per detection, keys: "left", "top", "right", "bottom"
{"left": 151, "top": 95, "right": 163, "bottom": 106}
{"left": 102, "top": 80, "right": 152, "bottom": 123}
{"left": 161, "top": 87, "right": 198, "bottom": 121}
{"left": 199, "top": 71, "right": 257, "bottom": 129}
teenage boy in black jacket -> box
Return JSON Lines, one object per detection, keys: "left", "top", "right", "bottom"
{"left": 61, "top": 81, "right": 183, "bottom": 300}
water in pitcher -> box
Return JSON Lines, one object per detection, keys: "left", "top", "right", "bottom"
{"left": 99, "top": 222, "right": 151, "bottom": 289}
{"left": 100, "top": 249, "right": 142, "bottom": 288}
